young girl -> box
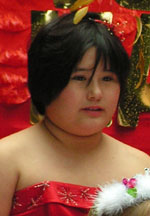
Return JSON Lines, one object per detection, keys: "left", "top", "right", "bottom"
{"left": 0, "top": 12, "right": 149, "bottom": 216}
{"left": 89, "top": 168, "right": 150, "bottom": 216}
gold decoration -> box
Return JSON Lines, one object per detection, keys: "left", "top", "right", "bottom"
{"left": 118, "top": 107, "right": 130, "bottom": 127}
{"left": 118, "top": 14, "right": 150, "bottom": 127}
{"left": 140, "top": 84, "right": 150, "bottom": 107}
{"left": 135, "top": 40, "right": 145, "bottom": 89}
{"left": 30, "top": 102, "right": 44, "bottom": 125}
{"left": 115, "top": 0, "right": 150, "bottom": 11}
{"left": 73, "top": 6, "right": 89, "bottom": 24}
{"left": 71, "top": 0, "right": 96, "bottom": 25}
{"left": 31, "top": 11, "right": 58, "bottom": 41}
{"left": 100, "top": 12, "right": 113, "bottom": 24}
{"left": 145, "top": 24, "right": 150, "bottom": 29}
{"left": 44, "top": 10, "right": 58, "bottom": 23}
{"left": 70, "top": 0, "right": 94, "bottom": 11}
{"left": 54, "top": 0, "right": 76, "bottom": 9}
{"left": 133, "top": 16, "right": 142, "bottom": 45}
{"left": 106, "top": 119, "right": 113, "bottom": 127}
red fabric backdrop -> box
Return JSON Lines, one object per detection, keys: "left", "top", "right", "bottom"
{"left": 0, "top": 0, "right": 150, "bottom": 154}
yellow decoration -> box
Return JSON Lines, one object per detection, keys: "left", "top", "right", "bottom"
{"left": 118, "top": 13, "right": 150, "bottom": 127}
{"left": 145, "top": 24, "right": 150, "bottom": 29}
{"left": 73, "top": 6, "right": 89, "bottom": 24}
{"left": 140, "top": 84, "right": 150, "bottom": 107}
{"left": 106, "top": 119, "right": 113, "bottom": 127}
{"left": 115, "top": 0, "right": 150, "bottom": 11}
{"left": 118, "top": 107, "right": 131, "bottom": 127}
{"left": 135, "top": 42, "right": 145, "bottom": 89}
{"left": 100, "top": 12, "right": 113, "bottom": 24}
{"left": 30, "top": 102, "right": 44, "bottom": 125}
{"left": 133, "top": 16, "right": 142, "bottom": 45}
{"left": 70, "top": 0, "right": 94, "bottom": 11}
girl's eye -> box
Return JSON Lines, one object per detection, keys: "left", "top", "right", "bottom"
{"left": 72, "top": 76, "right": 86, "bottom": 81}
{"left": 102, "top": 76, "right": 113, "bottom": 81}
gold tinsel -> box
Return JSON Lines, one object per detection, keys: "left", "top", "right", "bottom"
{"left": 73, "top": 6, "right": 89, "bottom": 24}
{"left": 118, "top": 14, "right": 150, "bottom": 127}
{"left": 31, "top": 11, "right": 58, "bottom": 41}
{"left": 30, "top": 102, "right": 44, "bottom": 125}
{"left": 70, "top": 0, "right": 94, "bottom": 11}
{"left": 115, "top": 0, "right": 150, "bottom": 11}
{"left": 54, "top": 0, "right": 76, "bottom": 8}
{"left": 141, "top": 84, "right": 150, "bottom": 107}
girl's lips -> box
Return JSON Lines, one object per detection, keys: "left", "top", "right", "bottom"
{"left": 82, "top": 106, "right": 103, "bottom": 111}
{"left": 81, "top": 106, "right": 103, "bottom": 117}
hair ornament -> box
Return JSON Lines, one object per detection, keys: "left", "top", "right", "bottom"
{"left": 93, "top": 19, "right": 114, "bottom": 33}
{"left": 71, "top": 0, "right": 94, "bottom": 24}
{"left": 70, "top": 0, "right": 94, "bottom": 12}
{"left": 73, "top": 6, "right": 89, "bottom": 24}
{"left": 90, "top": 168, "right": 150, "bottom": 216}
{"left": 71, "top": 0, "right": 127, "bottom": 43}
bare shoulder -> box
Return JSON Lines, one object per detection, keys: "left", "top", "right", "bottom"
{"left": 103, "top": 133, "right": 150, "bottom": 175}
{"left": 0, "top": 125, "right": 39, "bottom": 215}
{"left": 0, "top": 122, "right": 44, "bottom": 147}
{"left": 123, "top": 141, "right": 150, "bottom": 167}
{"left": 116, "top": 137, "right": 150, "bottom": 172}
{"left": 0, "top": 123, "right": 43, "bottom": 158}
{"left": 0, "top": 134, "right": 21, "bottom": 215}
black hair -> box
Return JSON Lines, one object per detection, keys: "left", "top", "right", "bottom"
{"left": 28, "top": 12, "right": 130, "bottom": 115}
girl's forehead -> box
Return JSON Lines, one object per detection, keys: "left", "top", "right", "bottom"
{"left": 77, "top": 47, "right": 108, "bottom": 71}
{"left": 78, "top": 47, "right": 97, "bottom": 68}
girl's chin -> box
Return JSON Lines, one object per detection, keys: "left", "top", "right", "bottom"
{"left": 68, "top": 126, "right": 104, "bottom": 137}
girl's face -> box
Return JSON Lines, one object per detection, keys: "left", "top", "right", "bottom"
{"left": 45, "top": 47, "right": 120, "bottom": 136}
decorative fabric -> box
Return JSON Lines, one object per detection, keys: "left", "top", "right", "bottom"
{"left": 0, "top": 12, "right": 30, "bottom": 32}
{"left": 115, "top": 0, "right": 150, "bottom": 11}
{"left": 10, "top": 181, "right": 98, "bottom": 216}
{"left": 0, "top": 67, "right": 30, "bottom": 104}
{"left": 90, "top": 169, "right": 150, "bottom": 216}
{"left": 0, "top": 10, "right": 30, "bottom": 105}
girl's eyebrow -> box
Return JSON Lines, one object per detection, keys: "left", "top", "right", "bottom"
{"left": 73, "top": 67, "right": 94, "bottom": 73}
{"left": 73, "top": 68, "right": 114, "bottom": 73}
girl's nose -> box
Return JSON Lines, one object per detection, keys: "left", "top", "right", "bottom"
{"left": 87, "top": 81, "right": 102, "bottom": 101}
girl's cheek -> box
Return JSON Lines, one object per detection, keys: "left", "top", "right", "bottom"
{"left": 60, "top": 89, "right": 79, "bottom": 102}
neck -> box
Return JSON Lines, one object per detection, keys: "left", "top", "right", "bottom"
{"left": 43, "top": 117, "right": 103, "bottom": 154}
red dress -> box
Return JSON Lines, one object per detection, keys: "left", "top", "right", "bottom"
{"left": 10, "top": 181, "right": 98, "bottom": 216}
